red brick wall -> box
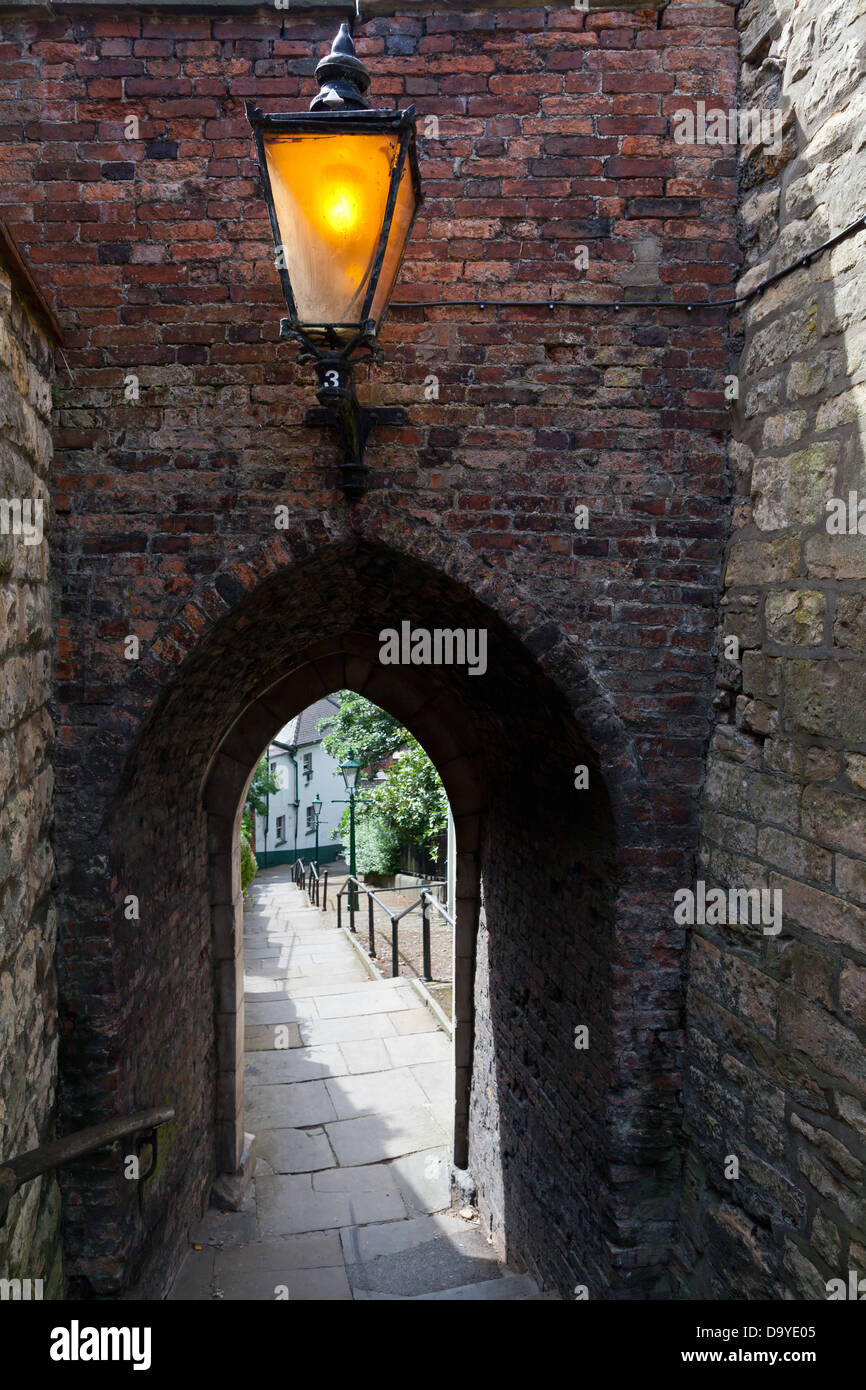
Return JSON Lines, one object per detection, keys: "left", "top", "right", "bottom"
{"left": 0, "top": 1, "right": 739, "bottom": 1296}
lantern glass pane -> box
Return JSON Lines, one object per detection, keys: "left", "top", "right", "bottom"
{"left": 264, "top": 130, "right": 401, "bottom": 340}
{"left": 369, "top": 156, "right": 418, "bottom": 326}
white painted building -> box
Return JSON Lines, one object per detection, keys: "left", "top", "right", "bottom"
{"left": 254, "top": 694, "right": 346, "bottom": 867}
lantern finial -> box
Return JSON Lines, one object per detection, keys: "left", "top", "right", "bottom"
{"left": 311, "top": 23, "right": 371, "bottom": 112}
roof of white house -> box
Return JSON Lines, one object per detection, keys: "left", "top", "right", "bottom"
{"left": 274, "top": 694, "right": 340, "bottom": 751}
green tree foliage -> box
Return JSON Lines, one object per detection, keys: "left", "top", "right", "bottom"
{"left": 323, "top": 693, "right": 448, "bottom": 862}
{"left": 366, "top": 742, "right": 448, "bottom": 857}
{"left": 317, "top": 690, "right": 407, "bottom": 770}
{"left": 244, "top": 756, "right": 280, "bottom": 819}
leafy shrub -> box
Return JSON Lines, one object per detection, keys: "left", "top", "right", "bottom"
{"left": 353, "top": 816, "right": 401, "bottom": 876}
{"left": 366, "top": 742, "right": 448, "bottom": 854}
{"left": 240, "top": 831, "right": 257, "bottom": 895}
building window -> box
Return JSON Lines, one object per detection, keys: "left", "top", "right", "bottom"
{"left": 306, "top": 805, "right": 315, "bottom": 831}
{"left": 275, "top": 815, "right": 286, "bottom": 843}
{"left": 303, "top": 751, "right": 313, "bottom": 784}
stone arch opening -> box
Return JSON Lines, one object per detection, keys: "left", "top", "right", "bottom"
{"left": 202, "top": 645, "right": 487, "bottom": 1185}
{"left": 74, "top": 537, "right": 635, "bottom": 1298}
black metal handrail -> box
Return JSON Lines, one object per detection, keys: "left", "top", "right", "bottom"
{"left": 0, "top": 1106, "right": 175, "bottom": 1226}
{"left": 336, "top": 874, "right": 452, "bottom": 981}
{"left": 292, "top": 857, "right": 328, "bottom": 909}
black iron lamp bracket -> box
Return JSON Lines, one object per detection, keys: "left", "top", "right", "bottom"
{"left": 250, "top": 22, "right": 422, "bottom": 505}
{"left": 303, "top": 353, "right": 408, "bottom": 502}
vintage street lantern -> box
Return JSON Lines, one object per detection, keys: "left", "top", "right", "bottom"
{"left": 246, "top": 23, "right": 423, "bottom": 500}
{"left": 338, "top": 750, "right": 362, "bottom": 911}
{"left": 312, "top": 792, "right": 323, "bottom": 872}
{"left": 339, "top": 751, "right": 362, "bottom": 794}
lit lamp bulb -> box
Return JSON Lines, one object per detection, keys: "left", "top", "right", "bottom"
{"left": 319, "top": 163, "right": 363, "bottom": 244}
{"left": 323, "top": 187, "right": 359, "bottom": 238}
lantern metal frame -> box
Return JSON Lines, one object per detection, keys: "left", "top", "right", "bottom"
{"left": 339, "top": 750, "right": 363, "bottom": 794}
{"left": 245, "top": 26, "right": 424, "bottom": 503}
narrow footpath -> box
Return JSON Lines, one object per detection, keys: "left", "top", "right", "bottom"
{"left": 169, "top": 865, "right": 550, "bottom": 1300}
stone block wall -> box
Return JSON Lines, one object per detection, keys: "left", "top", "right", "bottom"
{"left": 0, "top": 229, "right": 61, "bottom": 1296}
{"left": 675, "top": 0, "right": 866, "bottom": 1297}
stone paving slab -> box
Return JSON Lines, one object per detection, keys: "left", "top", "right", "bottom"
{"left": 246, "top": 966, "right": 366, "bottom": 989}
{"left": 337, "top": 1038, "right": 392, "bottom": 1074}
{"left": 314, "top": 988, "right": 414, "bottom": 1018}
{"left": 245, "top": 1022, "right": 303, "bottom": 1050}
{"left": 325, "top": 1107, "right": 449, "bottom": 1166}
{"left": 256, "top": 1126, "right": 335, "bottom": 1174}
{"left": 324, "top": 1066, "right": 430, "bottom": 1120}
{"left": 389, "top": 1007, "right": 442, "bottom": 1036}
{"left": 277, "top": 979, "right": 395, "bottom": 1003}
{"left": 410, "top": 1060, "right": 453, "bottom": 1110}
{"left": 168, "top": 1248, "right": 215, "bottom": 1300}
{"left": 387, "top": 1147, "right": 451, "bottom": 1215}
{"left": 412, "top": 1274, "right": 544, "bottom": 1301}
{"left": 191, "top": 1207, "right": 258, "bottom": 1250}
{"left": 312, "top": 1163, "right": 401, "bottom": 1195}
{"left": 339, "top": 1210, "right": 458, "bottom": 1264}
{"left": 256, "top": 1172, "right": 407, "bottom": 1236}
{"left": 299, "top": 1014, "right": 399, "bottom": 1046}
{"left": 245, "top": 999, "right": 320, "bottom": 1026}
{"left": 345, "top": 1226, "right": 503, "bottom": 1297}
{"left": 384, "top": 1032, "right": 451, "bottom": 1067}
{"left": 245, "top": 1079, "right": 338, "bottom": 1129}
{"left": 216, "top": 1231, "right": 342, "bottom": 1271}
{"left": 213, "top": 1264, "right": 353, "bottom": 1301}
{"left": 244, "top": 1044, "right": 346, "bottom": 1085}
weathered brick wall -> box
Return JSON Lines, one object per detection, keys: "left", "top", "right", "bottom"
{"left": 0, "top": 1, "right": 739, "bottom": 1296}
{"left": 470, "top": 747, "right": 621, "bottom": 1295}
{"left": 675, "top": 0, "right": 866, "bottom": 1297}
{"left": 0, "top": 235, "right": 61, "bottom": 1296}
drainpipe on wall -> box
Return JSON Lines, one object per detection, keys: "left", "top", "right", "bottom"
{"left": 262, "top": 772, "right": 269, "bottom": 870}
{"left": 273, "top": 739, "right": 299, "bottom": 863}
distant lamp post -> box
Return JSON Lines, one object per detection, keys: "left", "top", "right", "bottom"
{"left": 338, "top": 750, "right": 362, "bottom": 911}
{"left": 245, "top": 22, "right": 423, "bottom": 501}
{"left": 312, "top": 792, "right": 323, "bottom": 872}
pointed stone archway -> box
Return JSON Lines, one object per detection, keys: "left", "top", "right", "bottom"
{"left": 65, "top": 534, "right": 673, "bottom": 1300}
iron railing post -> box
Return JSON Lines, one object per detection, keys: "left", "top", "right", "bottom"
{"left": 323, "top": 871, "right": 328, "bottom": 911}
{"left": 421, "top": 892, "right": 432, "bottom": 981}
{"left": 368, "top": 893, "right": 375, "bottom": 956}
{"left": 337, "top": 889, "right": 341, "bottom": 932}
{"left": 349, "top": 877, "right": 356, "bottom": 933}
{"left": 391, "top": 913, "right": 398, "bottom": 977}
